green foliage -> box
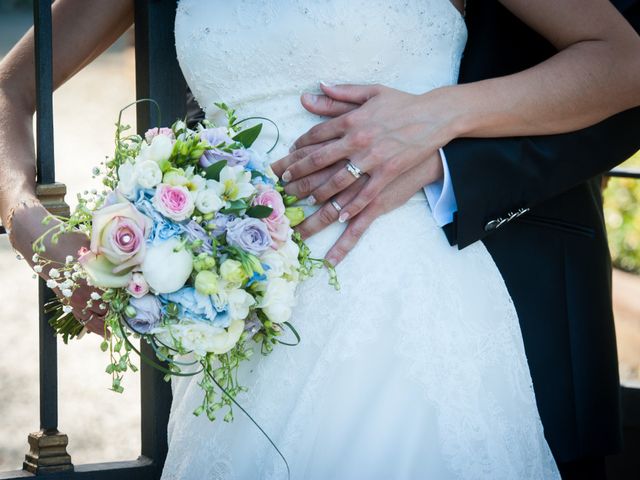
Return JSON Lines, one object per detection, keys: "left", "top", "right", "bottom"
{"left": 232, "top": 123, "right": 262, "bottom": 148}
{"left": 604, "top": 152, "right": 640, "bottom": 274}
{"left": 203, "top": 159, "right": 227, "bottom": 180}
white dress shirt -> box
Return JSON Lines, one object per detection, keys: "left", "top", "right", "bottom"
{"left": 424, "top": 148, "right": 458, "bottom": 227}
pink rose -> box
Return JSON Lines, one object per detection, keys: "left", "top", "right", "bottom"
{"left": 153, "top": 183, "right": 195, "bottom": 222}
{"left": 145, "top": 127, "right": 175, "bottom": 144}
{"left": 252, "top": 188, "right": 289, "bottom": 246}
{"left": 127, "top": 272, "right": 149, "bottom": 298}
{"left": 80, "top": 200, "right": 152, "bottom": 288}
{"left": 253, "top": 188, "right": 286, "bottom": 222}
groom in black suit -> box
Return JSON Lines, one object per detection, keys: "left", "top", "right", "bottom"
{"left": 440, "top": 1, "right": 640, "bottom": 478}
{"left": 268, "top": 1, "right": 640, "bottom": 478}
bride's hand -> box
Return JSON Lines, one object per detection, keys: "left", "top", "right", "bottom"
{"left": 9, "top": 203, "right": 106, "bottom": 335}
{"left": 272, "top": 82, "right": 456, "bottom": 222}
{"left": 295, "top": 151, "right": 442, "bottom": 266}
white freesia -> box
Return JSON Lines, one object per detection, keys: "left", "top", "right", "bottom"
{"left": 195, "top": 188, "right": 224, "bottom": 214}
{"left": 209, "top": 165, "right": 255, "bottom": 203}
{"left": 153, "top": 320, "right": 244, "bottom": 356}
{"left": 134, "top": 159, "right": 162, "bottom": 188}
{"left": 141, "top": 238, "right": 193, "bottom": 294}
{"left": 205, "top": 179, "right": 224, "bottom": 196}
{"left": 260, "top": 277, "right": 297, "bottom": 324}
{"left": 188, "top": 172, "right": 206, "bottom": 192}
{"left": 117, "top": 161, "right": 138, "bottom": 199}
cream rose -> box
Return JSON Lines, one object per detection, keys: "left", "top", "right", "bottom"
{"left": 80, "top": 199, "right": 152, "bottom": 288}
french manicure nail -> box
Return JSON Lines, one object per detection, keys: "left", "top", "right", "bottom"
{"left": 320, "top": 81, "right": 334, "bottom": 88}
{"left": 304, "top": 93, "right": 319, "bottom": 104}
{"left": 307, "top": 195, "right": 316, "bottom": 206}
{"left": 338, "top": 212, "right": 349, "bottom": 223}
{"left": 282, "top": 171, "right": 292, "bottom": 182}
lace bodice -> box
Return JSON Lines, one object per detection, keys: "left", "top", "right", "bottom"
{"left": 175, "top": 0, "right": 467, "bottom": 157}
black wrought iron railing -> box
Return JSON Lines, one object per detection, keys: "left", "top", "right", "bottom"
{"left": 0, "top": 1, "right": 185, "bottom": 479}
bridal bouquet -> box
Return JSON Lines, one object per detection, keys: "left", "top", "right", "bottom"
{"left": 32, "top": 102, "right": 335, "bottom": 422}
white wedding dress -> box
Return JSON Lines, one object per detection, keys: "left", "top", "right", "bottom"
{"left": 164, "top": 1, "right": 561, "bottom": 479}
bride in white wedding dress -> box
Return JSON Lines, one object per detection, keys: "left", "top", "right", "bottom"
{"left": 163, "top": 1, "right": 560, "bottom": 478}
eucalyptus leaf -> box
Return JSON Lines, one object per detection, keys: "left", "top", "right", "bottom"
{"left": 232, "top": 123, "right": 262, "bottom": 148}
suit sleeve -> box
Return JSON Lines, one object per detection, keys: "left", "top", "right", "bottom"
{"left": 442, "top": 106, "right": 640, "bottom": 249}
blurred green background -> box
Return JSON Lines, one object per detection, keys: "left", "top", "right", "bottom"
{"left": 605, "top": 151, "right": 640, "bottom": 275}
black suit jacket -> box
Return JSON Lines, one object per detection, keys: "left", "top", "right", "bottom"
{"left": 443, "top": 0, "right": 640, "bottom": 463}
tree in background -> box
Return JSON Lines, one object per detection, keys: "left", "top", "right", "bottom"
{"left": 605, "top": 151, "right": 640, "bottom": 274}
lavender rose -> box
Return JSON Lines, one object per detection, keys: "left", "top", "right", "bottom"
{"left": 127, "top": 294, "right": 161, "bottom": 333}
{"left": 226, "top": 217, "right": 272, "bottom": 255}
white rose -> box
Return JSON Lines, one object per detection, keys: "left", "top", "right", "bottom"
{"left": 134, "top": 159, "right": 162, "bottom": 189}
{"left": 260, "top": 277, "right": 297, "bottom": 324}
{"left": 117, "top": 162, "right": 138, "bottom": 199}
{"left": 260, "top": 249, "right": 285, "bottom": 278}
{"left": 154, "top": 320, "right": 244, "bottom": 356}
{"left": 146, "top": 134, "right": 174, "bottom": 163}
{"left": 141, "top": 237, "right": 193, "bottom": 293}
{"left": 227, "top": 288, "right": 256, "bottom": 320}
{"left": 195, "top": 188, "right": 224, "bottom": 214}
{"left": 261, "top": 238, "right": 300, "bottom": 279}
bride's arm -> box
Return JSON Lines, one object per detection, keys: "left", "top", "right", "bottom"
{"left": 0, "top": 0, "right": 133, "bottom": 228}
{"left": 0, "top": 0, "right": 133, "bottom": 332}
{"left": 273, "top": 0, "right": 640, "bottom": 221}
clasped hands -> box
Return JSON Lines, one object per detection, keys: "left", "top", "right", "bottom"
{"left": 272, "top": 82, "right": 457, "bottom": 266}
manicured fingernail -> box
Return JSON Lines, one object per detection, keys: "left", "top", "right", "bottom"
{"left": 282, "top": 170, "right": 292, "bottom": 182}
{"left": 320, "top": 81, "right": 334, "bottom": 88}
{"left": 307, "top": 195, "right": 316, "bottom": 206}
{"left": 338, "top": 212, "right": 349, "bottom": 223}
{"left": 304, "top": 93, "right": 319, "bottom": 104}
{"left": 326, "top": 256, "right": 338, "bottom": 267}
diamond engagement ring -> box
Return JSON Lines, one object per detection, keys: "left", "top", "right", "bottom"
{"left": 345, "top": 160, "right": 363, "bottom": 179}
{"left": 330, "top": 199, "right": 342, "bottom": 212}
